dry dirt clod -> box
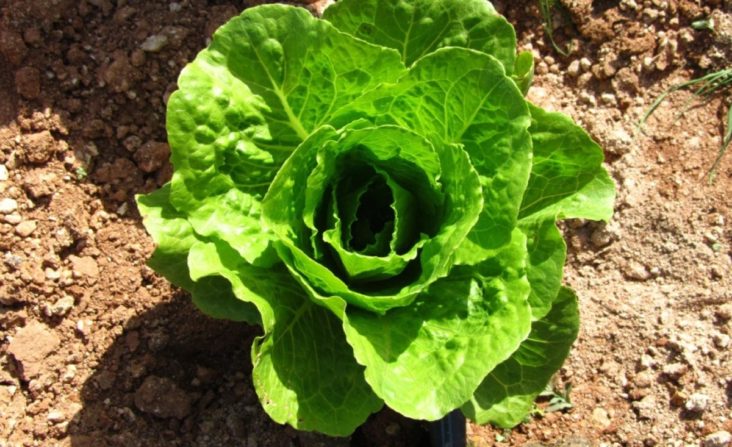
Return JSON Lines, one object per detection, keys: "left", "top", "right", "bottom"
{"left": 68, "top": 255, "right": 99, "bottom": 281}
{"left": 15, "top": 66, "right": 41, "bottom": 99}
{"left": 21, "top": 131, "right": 56, "bottom": 165}
{"left": 133, "top": 141, "right": 170, "bottom": 173}
{"left": 7, "top": 321, "right": 60, "bottom": 381}
{"left": 134, "top": 376, "right": 192, "bottom": 420}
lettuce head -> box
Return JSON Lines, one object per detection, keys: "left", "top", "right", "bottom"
{"left": 136, "top": 0, "right": 615, "bottom": 436}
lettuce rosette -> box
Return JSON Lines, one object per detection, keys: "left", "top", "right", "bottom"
{"left": 136, "top": 0, "right": 615, "bottom": 436}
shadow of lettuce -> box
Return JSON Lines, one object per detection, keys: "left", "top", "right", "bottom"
{"left": 68, "top": 292, "right": 428, "bottom": 447}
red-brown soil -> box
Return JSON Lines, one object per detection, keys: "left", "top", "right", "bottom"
{"left": 1, "top": 1, "right": 730, "bottom": 446}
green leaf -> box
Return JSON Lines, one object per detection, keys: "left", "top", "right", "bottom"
{"left": 186, "top": 188, "right": 278, "bottom": 268}
{"left": 136, "top": 184, "right": 197, "bottom": 290}
{"left": 323, "top": 0, "right": 516, "bottom": 71}
{"left": 191, "top": 276, "right": 261, "bottom": 325}
{"left": 519, "top": 104, "right": 616, "bottom": 223}
{"left": 264, "top": 124, "right": 482, "bottom": 314}
{"left": 164, "top": 4, "right": 407, "bottom": 255}
{"left": 519, "top": 219, "right": 566, "bottom": 321}
{"left": 512, "top": 50, "right": 534, "bottom": 96}
{"left": 462, "top": 287, "right": 580, "bottom": 428}
{"left": 330, "top": 47, "right": 532, "bottom": 263}
{"left": 518, "top": 104, "right": 615, "bottom": 319}
{"left": 186, "top": 241, "right": 380, "bottom": 436}
{"left": 342, "top": 229, "right": 531, "bottom": 420}
{"left": 212, "top": 5, "right": 405, "bottom": 143}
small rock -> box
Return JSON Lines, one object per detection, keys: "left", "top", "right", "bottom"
{"left": 7, "top": 321, "right": 61, "bottom": 380}
{"left": 704, "top": 431, "right": 732, "bottom": 447}
{"left": 713, "top": 333, "right": 730, "bottom": 349}
{"left": 624, "top": 261, "right": 651, "bottom": 281}
{"left": 634, "top": 370, "right": 655, "bottom": 388}
{"left": 0, "top": 198, "right": 18, "bottom": 214}
{"left": 0, "top": 165, "right": 8, "bottom": 181}
{"left": 4, "top": 213, "right": 22, "bottom": 224}
{"left": 579, "top": 58, "right": 592, "bottom": 71}
{"left": 15, "top": 220, "right": 37, "bottom": 237}
{"left": 684, "top": 393, "right": 709, "bottom": 413}
{"left": 140, "top": 34, "right": 169, "bottom": 52}
{"left": 567, "top": 60, "right": 581, "bottom": 77}
{"left": 169, "top": 2, "right": 182, "bottom": 12}
{"left": 600, "top": 93, "right": 617, "bottom": 105}
{"left": 591, "top": 407, "right": 612, "bottom": 428}
{"left": 44, "top": 296, "right": 75, "bottom": 317}
{"left": 632, "top": 395, "right": 657, "bottom": 420}
{"left": 716, "top": 303, "right": 732, "bottom": 322}
{"left": 62, "top": 364, "right": 77, "bottom": 382}
{"left": 661, "top": 363, "right": 687, "bottom": 380}
{"left": 590, "top": 223, "right": 619, "bottom": 248}
{"left": 47, "top": 410, "right": 66, "bottom": 423}
{"left": 134, "top": 376, "right": 192, "bottom": 419}
{"left": 15, "top": 66, "right": 41, "bottom": 99}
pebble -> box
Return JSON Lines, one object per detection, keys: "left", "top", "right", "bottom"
{"left": 44, "top": 296, "right": 75, "bottom": 317}
{"left": 62, "top": 364, "right": 77, "bottom": 382}
{"left": 169, "top": 2, "right": 182, "bottom": 12}
{"left": 684, "top": 393, "right": 709, "bottom": 413}
{"left": 15, "top": 220, "right": 36, "bottom": 237}
{"left": 567, "top": 60, "right": 581, "bottom": 77}
{"left": 662, "top": 363, "right": 688, "bottom": 380}
{"left": 592, "top": 407, "right": 612, "bottom": 428}
{"left": 47, "top": 410, "right": 65, "bottom": 423}
{"left": 141, "top": 34, "right": 169, "bottom": 52}
{"left": 704, "top": 432, "right": 732, "bottom": 447}
{"left": 0, "top": 198, "right": 18, "bottom": 214}
{"left": 4, "top": 213, "right": 22, "bottom": 224}
{"left": 632, "top": 395, "right": 657, "bottom": 420}
{"left": 601, "top": 93, "right": 617, "bottom": 106}
{"left": 624, "top": 261, "right": 651, "bottom": 281}
{"left": 716, "top": 303, "right": 732, "bottom": 322}
{"left": 634, "top": 370, "right": 655, "bottom": 388}
{"left": 713, "top": 333, "right": 730, "bottom": 349}
{"left": 0, "top": 164, "right": 7, "bottom": 181}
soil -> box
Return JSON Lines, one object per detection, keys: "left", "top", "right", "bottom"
{"left": 0, "top": 0, "right": 730, "bottom": 446}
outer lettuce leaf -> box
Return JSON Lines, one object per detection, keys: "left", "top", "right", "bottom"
{"left": 462, "top": 287, "right": 580, "bottom": 427}
{"left": 137, "top": 185, "right": 261, "bottom": 323}
{"left": 520, "top": 104, "right": 615, "bottom": 224}
{"left": 519, "top": 104, "right": 616, "bottom": 320}
{"left": 159, "top": 4, "right": 407, "bottom": 272}
{"left": 342, "top": 229, "right": 531, "bottom": 420}
{"left": 329, "top": 47, "right": 532, "bottom": 262}
{"left": 186, "top": 241, "right": 381, "bottom": 436}
{"left": 323, "top": 0, "right": 516, "bottom": 71}
{"left": 137, "top": 184, "right": 197, "bottom": 290}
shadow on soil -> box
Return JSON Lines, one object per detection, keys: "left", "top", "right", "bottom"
{"left": 67, "top": 293, "right": 429, "bottom": 447}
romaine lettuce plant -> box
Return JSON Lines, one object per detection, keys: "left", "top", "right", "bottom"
{"left": 136, "top": 0, "right": 615, "bottom": 436}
